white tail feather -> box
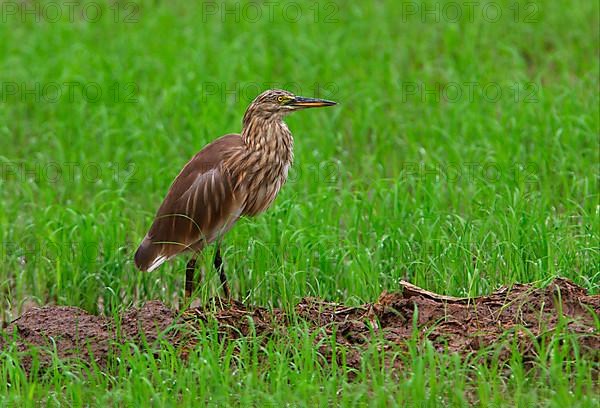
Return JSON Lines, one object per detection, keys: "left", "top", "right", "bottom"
{"left": 146, "top": 255, "right": 167, "bottom": 272}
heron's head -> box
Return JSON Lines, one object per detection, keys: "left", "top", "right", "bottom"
{"left": 245, "top": 89, "right": 336, "bottom": 121}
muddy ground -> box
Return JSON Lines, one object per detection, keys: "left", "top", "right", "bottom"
{"left": 1, "top": 278, "right": 598, "bottom": 373}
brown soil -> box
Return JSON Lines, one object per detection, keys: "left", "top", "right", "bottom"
{"left": 2, "top": 278, "right": 598, "bottom": 373}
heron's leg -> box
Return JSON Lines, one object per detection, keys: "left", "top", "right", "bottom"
{"left": 184, "top": 256, "right": 197, "bottom": 300}
{"left": 214, "top": 244, "right": 230, "bottom": 299}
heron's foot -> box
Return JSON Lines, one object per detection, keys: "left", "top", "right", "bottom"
{"left": 181, "top": 257, "right": 200, "bottom": 310}
{"left": 220, "top": 279, "right": 231, "bottom": 301}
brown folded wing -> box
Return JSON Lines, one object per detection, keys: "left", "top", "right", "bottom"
{"left": 134, "top": 134, "right": 244, "bottom": 272}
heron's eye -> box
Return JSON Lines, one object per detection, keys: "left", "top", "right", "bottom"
{"left": 277, "top": 96, "right": 285, "bottom": 103}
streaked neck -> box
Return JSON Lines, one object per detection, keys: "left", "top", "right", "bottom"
{"left": 241, "top": 114, "right": 289, "bottom": 151}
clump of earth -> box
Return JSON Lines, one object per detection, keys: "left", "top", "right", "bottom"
{"left": 2, "top": 278, "right": 598, "bottom": 373}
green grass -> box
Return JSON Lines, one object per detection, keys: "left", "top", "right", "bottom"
{"left": 1, "top": 314, "right": 598, "bottom": 407}
{"left": 0, "top": 0, "right": 598, "bottom": 406}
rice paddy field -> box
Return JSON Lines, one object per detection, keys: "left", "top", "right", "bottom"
{"left": 0, "top": 0, "right": 598, "bottom": 406}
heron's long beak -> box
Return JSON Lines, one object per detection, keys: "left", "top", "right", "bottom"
{"left": 290, "top": 96, "right": 337, "bottom": 108}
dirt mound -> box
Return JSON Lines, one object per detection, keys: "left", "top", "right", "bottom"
{"left": 2, "top": 278, "right": 598, "bottom": 373}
